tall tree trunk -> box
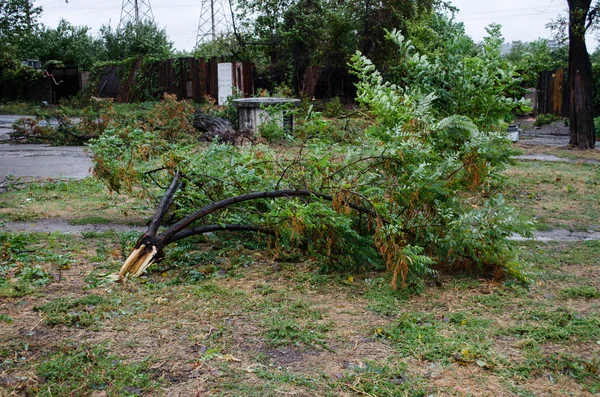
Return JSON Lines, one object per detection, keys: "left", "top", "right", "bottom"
{"left": 568, "top": 0, "right": 596, "bottom": 149}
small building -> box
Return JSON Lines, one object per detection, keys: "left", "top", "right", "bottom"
{"left": 21, "top": 59, "right": 42, "bottom": 69}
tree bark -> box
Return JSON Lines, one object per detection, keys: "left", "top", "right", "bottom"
{"left": 568, "top": 0, "right": 596, "bottom": 149}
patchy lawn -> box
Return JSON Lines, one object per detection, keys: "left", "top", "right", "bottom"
{"left": 1, "top": 153, "right": 599, "bottom": 396}
{"left": 0, "top": 178, "right": 152, "bottom": 225}
{"left": 503, "top": 160, "right": 600, "bottom": 231}
{"left": 0, "top": 229, "right": 598, "bottom": 396}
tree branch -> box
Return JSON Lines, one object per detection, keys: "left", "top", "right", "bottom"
{"left": 147, "top": 171, "right": 182, "bottom": 237}
{"left": 157, "top": 188, "right": 384, "bottom": 245}
{"left": 166, "top": 224, "right": 275, "bottom": 244}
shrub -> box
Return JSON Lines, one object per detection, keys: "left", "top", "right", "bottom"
{"left": 0, "top": 55, "right": 43, "bottom": 102}
{"left": 534, "top": 113, "right": 559, "bottom": 127}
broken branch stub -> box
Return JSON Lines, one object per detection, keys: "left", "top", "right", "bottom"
{"left": 119, "top": 243, "right": 158, "bottom": 278}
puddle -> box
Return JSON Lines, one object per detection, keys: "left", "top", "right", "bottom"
{"left": 511, "top": 229, "right": 600, "bottom": 242}
{"left": 513, "top": 154, "right": 600, "bottom": 164}
{"left": 1, "top": 219, "right": 146, "bottom": 234}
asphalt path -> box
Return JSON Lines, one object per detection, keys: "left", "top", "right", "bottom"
{"left": 0, "top": 115, "right": 91, "bottom": 181}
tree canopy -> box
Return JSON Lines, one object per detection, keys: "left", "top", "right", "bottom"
{"left": 0, "top": 0, "right": 42, "bottom": 55}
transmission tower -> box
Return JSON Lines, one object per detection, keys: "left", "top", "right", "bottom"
{"left": 195, "top": 0, "right": 233, "bottom": 46}
{"left": 119, "top": 0, "right": 154, "bottom": 28}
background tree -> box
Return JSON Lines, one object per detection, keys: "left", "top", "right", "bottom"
{"left": 99, "top": 20, "right": 173, "bottom": 61}
{"left": 17, "top": 19, "right": 103, "bottom": 70}
{"left": 550, "top": 0, "right": 598, "bottom": 148}
{"left": 504, "top": 39, "right": 568, "bottom": 87}
{"left": 235, "top": 0, "right": 452, "bottom": 96}
{"left": 0, "top": 0, "right": 42, "bottom": 55}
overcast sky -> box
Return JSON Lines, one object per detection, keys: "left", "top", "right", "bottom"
{"left": 34, "top": 0, "right": 598, "bottom": 52}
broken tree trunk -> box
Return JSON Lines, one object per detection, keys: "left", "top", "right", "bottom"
{"left": 193, "top": 111, "right": 235, "bottom": 135}
{"left": 119, "top": 172, "right": 381, "bottom": 279}
{"left": 192, "top": 111, "right": 255, "bottom": 144}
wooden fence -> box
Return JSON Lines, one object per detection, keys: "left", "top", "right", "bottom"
{"left": 98, "top": 57, "right": 254, "bottom": 103}
{"left": 537, "top": 68, "right": 569, "bottom": 117}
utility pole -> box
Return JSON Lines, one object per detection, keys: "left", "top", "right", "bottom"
{"left": 119, "top": 0, "right": 154, "bottom": 28}
{"left": 24, "top": 0, "right": 31, "bottom": 31}
{"left": 195, "top": 0, "right": 233, "bottom": 46}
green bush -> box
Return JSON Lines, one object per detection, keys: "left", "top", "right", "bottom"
{"left": 0, "top": 55, "right": 43, "bottom": 102}
{"left": 534, "top": 113, "right": 559, "bottom": 127}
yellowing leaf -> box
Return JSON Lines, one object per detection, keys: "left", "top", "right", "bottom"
{"left": 220, "top": 354, "right": 241, "bottom": 362}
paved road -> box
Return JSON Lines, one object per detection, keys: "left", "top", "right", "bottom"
{"left": 0, "top": 115, "right": 91, "bottom": 181}
{"left": 0, "top": 144, "right": 92, "bottom": 180}
{"left": 0, "top": 115, "right": 25, "bottom": 141}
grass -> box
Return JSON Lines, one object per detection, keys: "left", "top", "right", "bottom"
{"left": 34, "top": 294, "right": 118, "bottom": 328}
{"left": 0, "top": 150, "right": 599, "bottom": 395}
{"left": 0, "top": 230, "right": 598, "bottom": 395}
{"left": 0, "top": 101, "right": 157, "bottom": 118}
{"left": 0, "top": 177, "right": 152, "bottom": 224}
{"left": 503, "top": 161, "right": 600, "bottom": 230}
{"left": 0, "top": 102, "right": 45, "bottom": 115}
{"left": 560, "top": 285, "right": 600, "bottom": 299}
{"left": 35, "top": 342, "right": 157, "bottom": 396}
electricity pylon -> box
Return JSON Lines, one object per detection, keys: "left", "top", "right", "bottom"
{"left": 195, "top": 0, "right": 233, "bottom": 46}
{"left": 119, "top": 0, "right": 154, "bottom": 28}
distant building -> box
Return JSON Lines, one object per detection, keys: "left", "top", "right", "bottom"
{"left": 21, "top": 59, "right": 42, "bottom": 69}
{"left": 546, "top": 39, "right": 561, "bottom": 50}
{"left": 501, "top": 41, "right": 522, "bottom": 56}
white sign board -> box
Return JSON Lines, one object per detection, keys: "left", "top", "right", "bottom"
{"left": 218, "top": 63, "right": 233, "bottom": 106}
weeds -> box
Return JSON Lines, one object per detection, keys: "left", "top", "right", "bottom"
{"left": 560, "top": 285, "right": 600, "bottom": 299}
{"left": 33, "top": 342, "right": 157, "bottom": 396}
{"left": 533, "top": 113, "right": 560, "bottom": 127}
{"left": 34, "top": 294, "right": 114, "bottom": 327}
{"left": 0, "top": 314, "right": 13, "bottom": 323}
{"left": 264, "top": 317, "right": 332, "bottom": 348}
{"left": 0, "top": 233, "right": 52, "bottom": 297}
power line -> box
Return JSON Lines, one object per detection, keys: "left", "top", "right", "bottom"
{"left": 458, "top": 5, "right": 564, "bottom": 17}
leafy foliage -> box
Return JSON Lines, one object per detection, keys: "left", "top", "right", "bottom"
{"left": 0, "top": 54, "right": 42, "bottom": 102}
{"left": 235, "top": 0, "right": 451, "bottom": 95}
{"left": 99, "top": 20, "right": 173, "bottom": 61}
{"left": 90, "top": 47, "right": 531, "bottom": 286}
{"left": 0, "top": 0, "right": 41, "bottom": 56}
{"left": 384, "top": 24, "right": 528, "bottom": 131}
{"left": 10, "top": 98, "right": 124, "bottom": 145}
{"left": 504, "top": 39, "right": 568, "bottom": 87}
{"left": 534, "top": 113, "right": 560, "bottom": 127}
{"left": 16, "top": 19, "right": 103, "bottom": 70}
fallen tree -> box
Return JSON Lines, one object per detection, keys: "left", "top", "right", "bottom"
{"left": 90, "top": 47, "right": 532, "bottom": 287}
